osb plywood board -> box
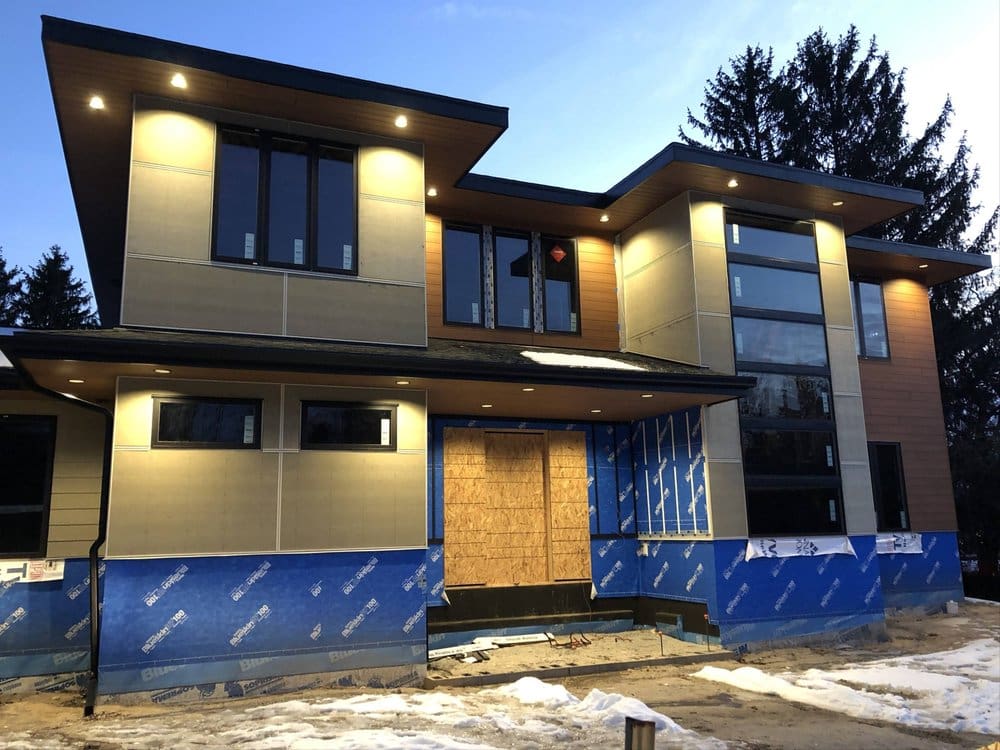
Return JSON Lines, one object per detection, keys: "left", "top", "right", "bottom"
{"left": 443, "top": 427, "right": 591, "bottom": 588}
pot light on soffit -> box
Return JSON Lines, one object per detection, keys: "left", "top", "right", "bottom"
{"left": 727, "top": 178, "right": 739, "bottom": 188}
{"left": 170, "top": 73, "right": 188, "bottom": 89}
{"left": 918, "top": 263, "right": 929, "bottom": 269}
{"left": 599, "top": 214, "right": 610, "bottom": 223}
{"left": 832, "top": 200, "right": 845, "bottom": 207}
{"left": 88, "top": 95, "right": 105, "bottom": 110}
{"left": 426, "top": 187, "right": 438, "bottom": 197}
{"left": 394, "top": 114, "right": 408, "bottom": 128}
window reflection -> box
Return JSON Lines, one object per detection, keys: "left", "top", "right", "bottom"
{"left": 444, "top": 226, "right": 483, "bottom": 325}
{"left": 495, "top": 233, "right": 532, "bottom": 329}
{"left": 733, "top": 317, "right": 828, "bottom": 366}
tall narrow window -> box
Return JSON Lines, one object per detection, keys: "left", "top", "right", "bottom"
{"left": 266, "top": 139, "right": 309, "bottom": 266}
{"left": 443, "top": 225, "right": 484, "bottom": 325}
{"left": 851, "top": 280, "right": 889, "bottom": 358}
{"left": 214, "top": 130, "right": 260, "bottom": 262}
{"left": 316, "top": 147, "right": 355, "bottom": 272}
{"left": 869, "top": 442, "right": 909, "bottom": 531}
{"left": 542, "top": 236, "right": 578, "bottom": 333}
{"left": 494, "top": 232, "right": 532, "bottom": 329}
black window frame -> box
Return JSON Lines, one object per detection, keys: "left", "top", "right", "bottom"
{"left": 851, "top": 279, "right": 891, "bottom": 360}
{"left": 726, "top": 210, "right": 846, "bottom": 537}
{"left": 868, "top": 441, "right": 910, "bottom": 532}
{"left": 540, "top": 234, "right": 580, "bottom": 334}
{"left": 300, "top": 401, "right": 398, "bottom": 452}
{"left": 151, "top": 396, "right": 262, "bottom": 450}
{"left": 211, "top": 126, "right": 358, "bottom": 276}
{"left": 492, "top": 228, "right": 535, "bottom": 331}
{"left": 0, "top": 414, "right": 56, "bottom": 559}
{"left": 442, "top": 223, "right": 486, "bottom": 328}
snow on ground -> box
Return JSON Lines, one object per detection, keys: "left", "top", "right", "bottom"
{"left": 16, "top": 677, "right": 724, "bottom": 750}
{"left": 694, "top": 637, "right": 1000, "bottom": 735}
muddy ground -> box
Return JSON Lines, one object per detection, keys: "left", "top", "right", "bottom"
{"left": 1, "top": 601, "right": 997, "bottom": 749}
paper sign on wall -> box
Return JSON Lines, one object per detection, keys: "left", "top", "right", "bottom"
{"left": 471, "top": 302, "right": 480, "bottom": 324}
{"left": 829, "top": 499, "right": 837, "bottom": 522}
{"left": 733, "top": 276, "right": 742, "bottom": 297}
{"left": 821, "top": 392, "right": 830, "bottom": 414}
{"left": 244, "top": 233, "right": 256, "bottom": 260}
{"left": 1, "top": 559, "right": 64, "bottom": 583}
{"left": 294, "top": 239, "right": 304, "bottom": 265}
{"left": 343, "top": 244, "right": 353, "bottom": 269}
{"left": 735, "top": 332, "right": 744, "bottom": 354}
{"left": 825, "top": 445, "right": 834, "bottom": 467}
{"left": 380, "top": 418, "right": 391, "bottom": 446}
{"left": 243, "top": 415, "right": 255, "bottom": 445}
{"left": 732, "top": 224, "right": 741, "bottom": 245}
{"left": 522, "top": 309, "right": 530, "bottom": 328}
{"left": 570, "top": 312, "right": 578, "bottom": 332}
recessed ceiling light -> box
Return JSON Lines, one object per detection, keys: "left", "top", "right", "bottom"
{"left": 88, "top": 95, "right": 105, "bottom": 110}
{"left": 481, "top": 403, "right": 493, "bottom": 408}
{"left": 394, "top": 115, "right": 408, "bottom": 128}
{"left": 832, "top": 200, "right": 845, "bottom": 207}
{"left": 590, "top": 408, "right": 602, "bottom": 414}
{"left": 640, "top": 393, "right": 654, "bottom": 399}
{"left": 426, "top": 187, "right": 438, "bottom": 197}
{"left": 68, "top": 378, "right": 85, "bottom": 384}
{"left": 154, "top": 368, "right": 171, "bottom": 374}
{"left": 918, "top": 263, "right": 929, "bottom": 269}
{"left": 599, "top": 214, "right": 610, "bottom": 223}
{"left": 521, "top": 387, "right": 535, "bottom": 392}
{"left": 170, "top": 73, "right": 187, "bottom": 89}
{"left": 727, "top": 178, "right": 739, "bottom": 188}
{"left": 396, "top": 379, "right": 410, "bottom": 385}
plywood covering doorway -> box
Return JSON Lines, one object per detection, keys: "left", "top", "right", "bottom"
{"left": 443, "top": 427, "right": 591, "bottom": 588}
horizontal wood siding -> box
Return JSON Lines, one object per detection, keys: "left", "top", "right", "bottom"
{"left": 426, "top": 215, "right": 620, "bottom": 350}
{"left": 858, "top": 278, "right": 956, "bottom": 532}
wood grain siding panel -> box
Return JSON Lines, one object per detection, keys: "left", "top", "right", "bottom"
{"left": 858, "top": 278, "right": 956, "bottom": 531}
{"left": 426, "top": 215, "right": 619, "bottom": 350}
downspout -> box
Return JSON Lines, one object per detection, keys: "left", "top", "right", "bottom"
{"left": 8, "top": 356, "right": 113, "bottom": 717}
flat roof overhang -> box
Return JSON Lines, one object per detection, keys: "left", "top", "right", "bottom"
{"left": 42, "top": 16, "right": 508, "bottom": 326}
{"left": 435, "top": 143, "right": 924, "bottom": 238}
{"left": 1, "top": 329, "right": 754, "bottom": 422}
{"left": 846, "top": 236, "right": 994, "bottom": 285}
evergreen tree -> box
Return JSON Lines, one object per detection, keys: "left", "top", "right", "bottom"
{"left": 0, "top": 247, "right": 21, "bottom": 326}
{"left": 18, "top": 246, "right": 97, "bottom": 329}
{"left": 682, "top": 27, "right": 999, "bottom": 573}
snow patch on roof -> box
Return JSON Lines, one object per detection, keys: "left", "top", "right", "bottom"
{"left": 521, "top": 350, "right": 646, "bottom": 371}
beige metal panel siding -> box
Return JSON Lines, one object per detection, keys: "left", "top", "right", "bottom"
{"left": 284, "top": 275, "right": 425, "bottom": 345}
{"left": 619, "top": 194, "right": 691, "bottom": 275}
{"left": 626, "top": 314, "right": 699, "bottom": 363}
{"left": 689, "top": 195, "right": 726, "bottom": 246}
{"left": 704, "top": 401, "right": 742, "bottom": 461}
{"left": 280, "top": 451, "right": 426, "bottom": 550}
{"left": 834, "top": 394, "right": 870, "bottom": 464}
{"left": 357, "top": 195, "right": 426, "bottom": 284}
{"left": 703, "top": 461, "right": 748, "bottom": 538}
{"left": 121, "top": 257, "right": 286, "bottom": 334}
{"left": 827, "top": 327, "right": 864, "bottom": 395}
{"left": 697, "top": 313, "right": 735, "bottom": 374}
{"left": 692, "top": 241, "right": 730, "bottom": 315}
{"left": 819, "top": 261, "right": 854, "bottom": 328}
{"left": 108, "top": 450, "right": 280, "bottom": 556}
{"left": 0, "top": 398, "right": 105, "bottom": 559}
{"left": 282, "top": 385, "right": 426, "bottom": 452}
{"left": 623, "top": 244, "right": 696, "bottom": 337}
{"left": 126, "top": 164, "right": 213, "bottom": 261}
{"left": 131, "top": 108, "right": 216, "bottom": 172}
{"left": 841, "top": 462, "right": 877, "bottom": 535}
{"left": 358, "top": 145, "right": 424, "bottom": 203}
{"left": 115, "top": 378, "right": 281, "bottom": 450}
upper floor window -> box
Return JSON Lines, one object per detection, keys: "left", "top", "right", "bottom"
{"left": 851, "top": 280, "right": 889, "bottom": 358}
{"left": 441, "top": 224, "right": 579, "bottom": 334}
{"left": 725, "top": 212, "right": 817, "bottom": 266}
{"left": 213, "top": 128, "right": 356, "bottom": 274}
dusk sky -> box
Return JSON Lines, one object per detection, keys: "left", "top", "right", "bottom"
{"left": 1, "top": 0, "right": 997, "bottom": 296}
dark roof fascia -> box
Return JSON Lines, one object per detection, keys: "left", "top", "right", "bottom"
{"left": 3, "top": 331, "right": 755, "bottom": 397}
{"left": 460, "top": 143, "right": 926, "bottom": 210}
{"left": 846, "top": 236, "right": 994, "bottom": 271}
{"left": 40, "top": 16, "right": 508, "bottom": 129}
{"left": 0, "top": 370, "right": 22, "bottom": 390}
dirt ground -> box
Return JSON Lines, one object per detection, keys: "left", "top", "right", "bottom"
{"left": 1, "top": 601, "right": 998, "bottom": 749}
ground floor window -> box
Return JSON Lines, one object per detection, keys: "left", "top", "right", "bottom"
{"left": 152, "top": 397, "right": 261, "bottom": 448}
{"left": 869, "top": 442, "right": 909, "bottom": 531}
{"left": 300, "top": 402, "right": 396, "bottom": 450}
{"left": 0, "top": 415, "right": 56, "bottom": 557}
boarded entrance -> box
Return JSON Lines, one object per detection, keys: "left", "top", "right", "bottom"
{"left": 443, "top": 427, "right": 590, "bottom": 587}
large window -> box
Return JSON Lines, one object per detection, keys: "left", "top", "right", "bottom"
{"left": 152, "top": 397, "right": 261, "bottom": 449}
{"left": 213, "top": 128, "right": 355, "bottom": 274}
{"left": 443, "top": 225, "right": 484, "bottom": 325}
{"left": 300, "top": 402, "right": 397, "bottom": 450}
{"left": 441, "top": 224, "right": 579, "bottom": 334}
{"left": 0, "top": 415, "right": 55, "bottom": 557}
{"left": 869, "top": 442, "right": 909, "bottom": 531}
{"left": 727, "top": 211, "right": 844, "bottom": 536}
{"left": 851, "top": 280, "right": 889, "bottom": 358}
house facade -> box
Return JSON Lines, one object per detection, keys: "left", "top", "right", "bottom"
{"left": 0, "top": 17, "right": 990, "bottom": 704}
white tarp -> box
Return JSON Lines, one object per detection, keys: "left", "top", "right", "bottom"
{"left": 0, "top": 559, "right": 65, "bottom": 583}
{"left": 746, "top": 536, "right": 856, "bottom": 561}
{"left": 876, "top": 532, "right": 923, "bottom": 555}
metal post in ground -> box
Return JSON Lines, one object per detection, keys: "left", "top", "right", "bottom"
{"left": 624, "top": 717, "right": 656, "bottom": 749}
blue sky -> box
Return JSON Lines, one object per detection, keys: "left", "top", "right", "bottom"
{"left": 0, "top": 0, "right": 997, "bottom": 295}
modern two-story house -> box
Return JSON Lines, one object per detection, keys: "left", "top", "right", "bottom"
{"left": 0, "top": 17, "right": 990, "bottom": 706}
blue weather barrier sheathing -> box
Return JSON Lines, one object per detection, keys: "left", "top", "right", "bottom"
{"left": 97, "top": 549, "right": 427, "bottom": 694}
{"left": 0, "top": 558, "right": 94, "bottom": 680}
{"left": 878, "top": 531, "right": 964, "bottom": 609}
{"left": 639, "top": 539, "right": 716, "bottom": 605}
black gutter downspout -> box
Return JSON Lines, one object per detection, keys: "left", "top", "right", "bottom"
{"left": 8, "top": 356, "right": 113, "bottom": 718}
